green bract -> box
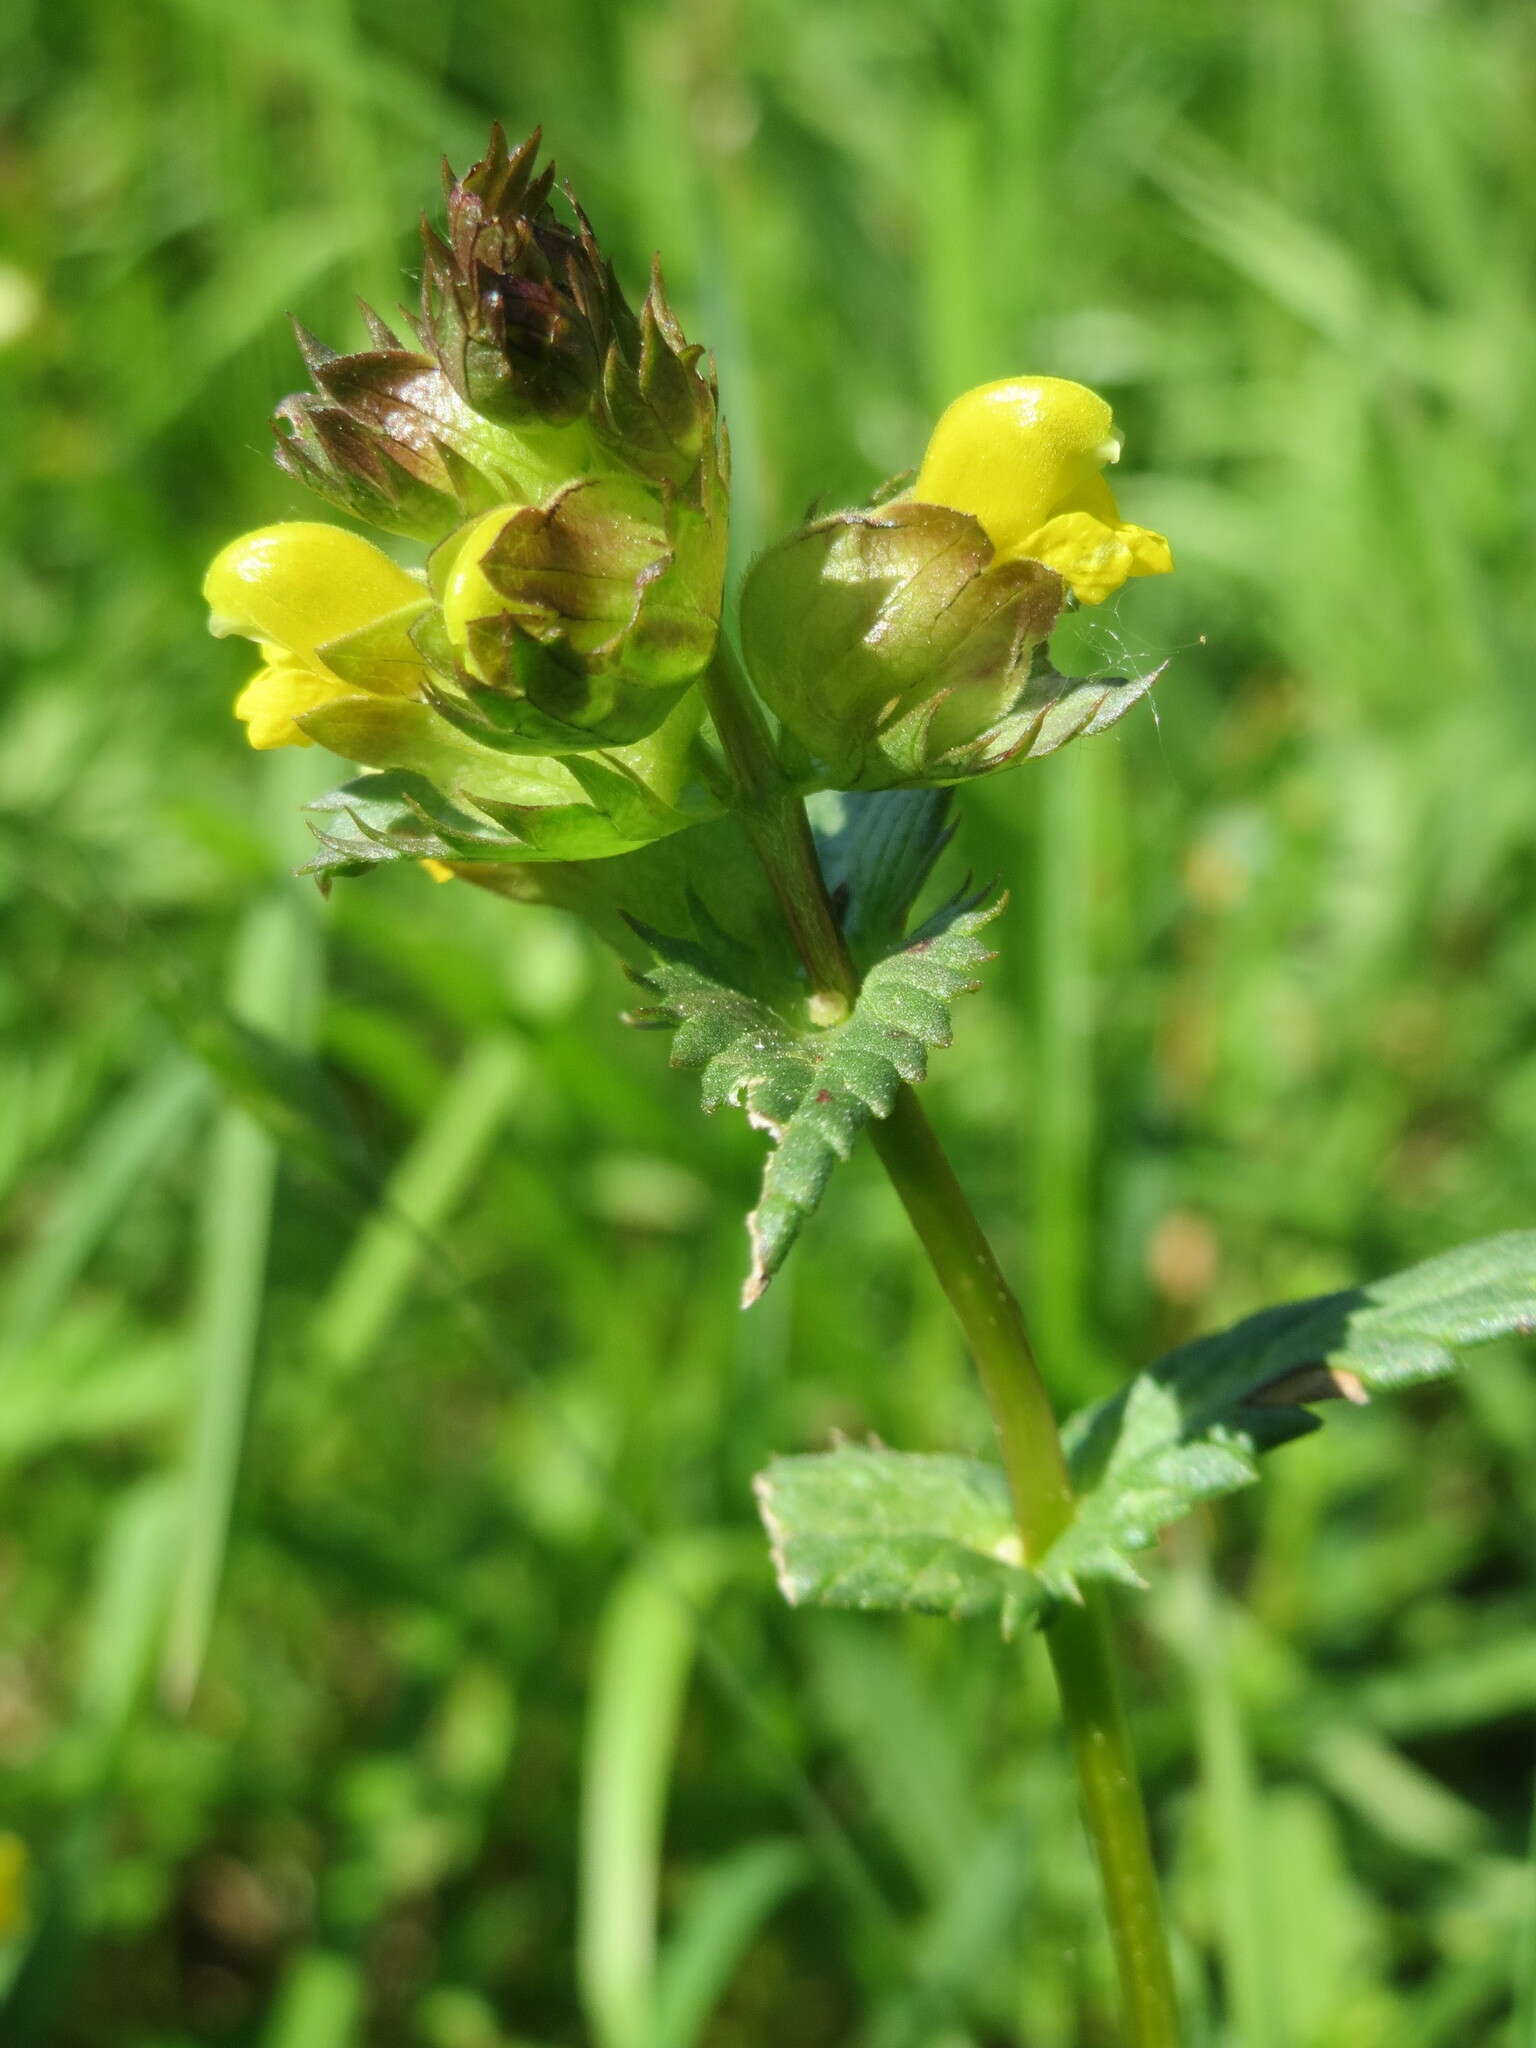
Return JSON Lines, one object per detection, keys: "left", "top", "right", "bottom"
{"left": 300, "top": 692, "right": 722, "bottom": 868}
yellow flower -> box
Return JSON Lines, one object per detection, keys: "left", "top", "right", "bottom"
{"left": 204, "top": 523, "right": 429, "bottom": 748}
{"left": 911, "top": 376, "right": 1172, "bottom": 606}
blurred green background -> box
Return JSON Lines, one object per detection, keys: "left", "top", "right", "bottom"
{"left": 6, "top": 0, "right": 1536, "bottom": 2041}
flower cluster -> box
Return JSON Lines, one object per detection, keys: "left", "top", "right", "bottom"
{"left": 206, "top": 126, "right": 728, "bottom": 862}
{"left": 204, "top": 129, "right": 1172, "bottom": 864}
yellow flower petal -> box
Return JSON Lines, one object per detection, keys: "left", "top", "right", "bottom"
{"left": 233, "top": 661, "right": 357, "bottom": 750}
{"left": 1121, "top": 523, "right": 1173, "bottom": 577}
{"left": 1014, "top": 508, "right": 1172, "bottom": 606}
{"left": 1053, "top": 469, "right": 1123, "bottom": 526}
{"left": 1011, "top": 513, "right": 1123, "bottom": 606}
{"left": 420, "top": 859, "right": 457, "bottom": 883}
{"left": 912, "top": 377, "right": 1121, "bottom": 557}
{"left": 205, "top": 523, "right": 424, "bottom": 661}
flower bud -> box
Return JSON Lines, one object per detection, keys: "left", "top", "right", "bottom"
{"left": 252, "top": 126, "right": 727, "bottom": 763}
{"left": 423, "top": 125, "right": 611, "bottom": 432}
{"left": 740, "top": 376, "right": 1170, "bottom": 790}
{"left": 416, "top": 125, "right": 724, "bottom": 496}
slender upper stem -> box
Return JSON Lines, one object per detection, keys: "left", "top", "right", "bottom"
{"left": 701, "top": 644, "right": 858, "bottom": 1018}
{"left": 702, "top": 643, "right": 1182, "bottom": 2045}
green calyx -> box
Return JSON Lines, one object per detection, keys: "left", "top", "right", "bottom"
{"left": 739, "top": 500, "right": 1155, "bottom": 792}
{"left": 421, "top": 467, "right": 728, "bottom": 754}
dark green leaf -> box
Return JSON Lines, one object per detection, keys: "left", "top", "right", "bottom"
{"left": 805, "top": 787, "right": 955, "bottom": 960}
{"left": 1059, "top": 1228, "right": 1536, "bottom": 1584}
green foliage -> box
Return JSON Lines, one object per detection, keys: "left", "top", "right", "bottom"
{"left": 758, "top": 1234, "right": 1536, "bottom": 1621}
{"left": 1060, "top": 1229, "right": 1536, "bottom": 1584}
{"left": 629, "top": 893, "right": 1002, "bottom": 1302}
{"left": 302, "top": 725, "right": 722, "bottom": 876}
{"left": 303, "top": 769, "right": 539, "bottom": 878}
{"left": 803, "top": 788, "right": 955, "bottom": 961}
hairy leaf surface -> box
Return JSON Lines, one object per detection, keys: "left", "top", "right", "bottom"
{"left": 756, "top": 1232, "right": 1536, "bottom": 1618}
{"left": 1060, "top": 1228, "right": 1536, "bottom": 1584}
{"left": 754, "top": 1445, "right": 1035, "bottom": 1625}
{"left": 630, "top": 892, "right": 1001, "bottom": 1301}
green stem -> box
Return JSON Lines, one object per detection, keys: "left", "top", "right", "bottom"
{"left": 701, "top": 643, "right": 857, "bottom": 1020}
{"left": 1048, "top": 1596, "right": 1183, "bottom": 2047}
{"left": 862, "top": 1086, "right": 1074, "bottom": 1557}
{"left": 704, "top": 646, "right": 1182, "bottom": 2045}
{"left": 861, "top": 1085, "right": 1179, "bottom": 2048}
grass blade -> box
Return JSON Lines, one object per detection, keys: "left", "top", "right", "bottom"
{"left": 0, "top": 1477, "right": 180, "bottom": 2037}
{"left": 0, "top": 1054, "right": 208, "bottom": 1370}
{"left": 577, "top": 1537, "right": 736, "bottom": 2048}
{"left": 1160, "top": 1541, "right": 1283, "bottom": 2048}
{"left": 1514, "top": 1783, "right": 1536, "bottom": 2048}
{"left": 262, "top": 1950, "right": 364, "bottom": 2048}
{"left": 162, "top": 812, "right": 323, "bottom": 1706}
{"left": 644, "top": 1838, "right": 808, "bottom": 2048}
{"left": 309, "top": 1033, "right": 528, "bottom": 1377}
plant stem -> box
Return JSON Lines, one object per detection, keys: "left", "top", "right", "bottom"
{"left": 704, "top": 646, "right": 1182, "bottom": 2044}
{"left": 862, "top": 1085, "right": 1074, "bottom": 1557}
{"left": 1048, "top": 1596, "right": 1183, "bottom": 2046}
{"left": 702, "top": 643, "right": 859, "bottom": 1019}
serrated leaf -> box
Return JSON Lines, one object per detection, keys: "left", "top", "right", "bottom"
{"left": 1059, "top": 1228, "right": 1536, "bottom": 1583}
{"left": 754, "top": 1232, "right": 1536, "bottom": 1623}
{"left": 632, "top": 891, "right": 1001, "bottom": 1302}
{"left": 967, "top": 660, "right": 1161, "bottom": 772}
{"left": 754, "top": 1444, "right": 1041, "bottom": 1626}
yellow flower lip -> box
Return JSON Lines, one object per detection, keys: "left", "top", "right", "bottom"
{"left": 909, "top": 375, "right": 1171, "bottom": 606}
{"left": 204, "top": 521, "right": 431, "bottom": 750}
